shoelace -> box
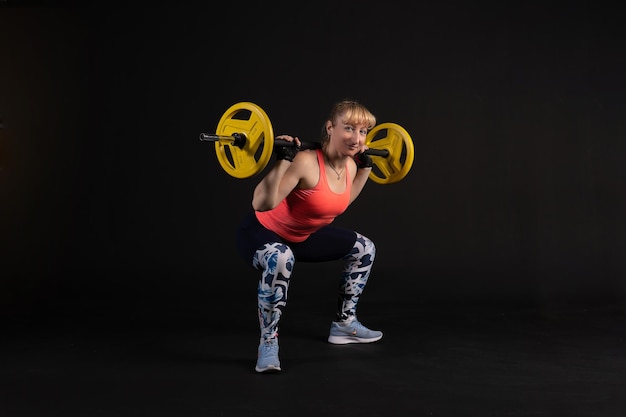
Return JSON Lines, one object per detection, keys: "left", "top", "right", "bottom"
{"left": 261, "top": 339, "right": 278, "bottom": 353}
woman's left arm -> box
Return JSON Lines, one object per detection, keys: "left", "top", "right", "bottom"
{"left": 349, "top": 160, "right": 371, "bottom": 204}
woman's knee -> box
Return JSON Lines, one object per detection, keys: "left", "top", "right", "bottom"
{"left": 253, "top": 242, "right": 295, "bottom": 274}
{"left": 356, "top": 233, "right": 376, "bottom": 257}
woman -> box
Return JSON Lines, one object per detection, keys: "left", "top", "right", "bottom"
{"left": 236, "top": 99, "right": 382, "bottom": 373}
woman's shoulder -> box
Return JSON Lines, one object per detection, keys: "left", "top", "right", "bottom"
{"left": 295, "top": 148, "right": 320, "bottom": 164}
{"left": 291, "top": 148, "right": 321, "bottom": 188}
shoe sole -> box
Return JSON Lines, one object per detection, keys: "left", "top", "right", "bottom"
{"left": 255, "top": 364, "right": 282, "bottom": 373}
{"left": 327, "top": 334, "right": 383, "bottom": 345}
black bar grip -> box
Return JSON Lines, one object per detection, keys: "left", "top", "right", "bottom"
{"left": 274, "top": 139, "right": 320, "bottom": 150}
{"left": 273, "top": 139, "right": 388, "bottom": 157}
{"left": 364, "top": 148, "right": 388, "bottom": 157}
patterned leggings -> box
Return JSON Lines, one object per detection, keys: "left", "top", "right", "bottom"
{"left": 252, "top": 233, "right": 376, "bottom": 341}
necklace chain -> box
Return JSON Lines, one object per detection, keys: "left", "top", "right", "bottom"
{"left": 327, "top": 159, "right": 345, "bottom": 180}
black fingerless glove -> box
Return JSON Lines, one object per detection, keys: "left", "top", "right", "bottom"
{"left": 354, "top": 151, "right": 373, "bottom": 169}
{"left": 275, "top": 143, "right": 300, "bottom": 162}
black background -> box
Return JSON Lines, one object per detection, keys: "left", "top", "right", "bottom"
{"left": 1, "top": 2, "right": 625, "bottom": 326}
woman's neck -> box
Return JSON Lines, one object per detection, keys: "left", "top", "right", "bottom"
{"left": 322, "top": 148, "right": 347, "bottom": 180}
{"left": 323, "top": 144, "right": 349, "bottom": 166}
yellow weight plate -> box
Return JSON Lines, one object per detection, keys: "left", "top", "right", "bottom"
{"left": 365, "top": 122, "right": 415, "bottom": 184}
{"left": 215, "top": 102, "right": 274, "bottom": 179}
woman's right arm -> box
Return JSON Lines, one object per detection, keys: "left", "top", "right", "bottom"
{"left": 252, "top": 136, "right": 304, "bottom": 211}
{"left": 252, "top": 159, "right": 297, "bottom": 211}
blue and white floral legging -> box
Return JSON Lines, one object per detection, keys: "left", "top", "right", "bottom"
{"left": 252, "top": 233, "right": 376, "bottom": 341}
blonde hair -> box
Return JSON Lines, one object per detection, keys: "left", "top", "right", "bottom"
{"left": 321, "top": 99, "right": 376, "bottom": 146}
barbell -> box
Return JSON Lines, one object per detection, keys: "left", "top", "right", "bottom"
{"left": 199, "top": 101, "right": 414, "bottom": 184}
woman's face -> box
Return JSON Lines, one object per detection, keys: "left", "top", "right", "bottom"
{"left": 327, "top": 116, "right": 368, "bottom": 155}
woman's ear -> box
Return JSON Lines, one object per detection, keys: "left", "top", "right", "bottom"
{"left": 326, "top": 121, "right": 333, "bottom": 134}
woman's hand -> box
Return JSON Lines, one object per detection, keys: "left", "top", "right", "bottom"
{"left": 354, "top": 151, "right": 373, "bottom": 169}
{"left": 275, "top": 135, "right": 302, "bottom": 162}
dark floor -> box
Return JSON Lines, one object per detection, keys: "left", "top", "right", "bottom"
{"left": 2, "top": 298, "right": 626, "bottom": 417}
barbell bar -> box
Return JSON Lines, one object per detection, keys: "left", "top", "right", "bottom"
{"left": 199, "top": 101, "right": 414, "bottom": 184}
{"left": 199, "top": 134, "right": 390, "bottom": 157}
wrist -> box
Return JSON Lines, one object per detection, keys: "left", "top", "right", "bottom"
{"left": 354, "top": 151, "right": 373, "bottom": 169}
